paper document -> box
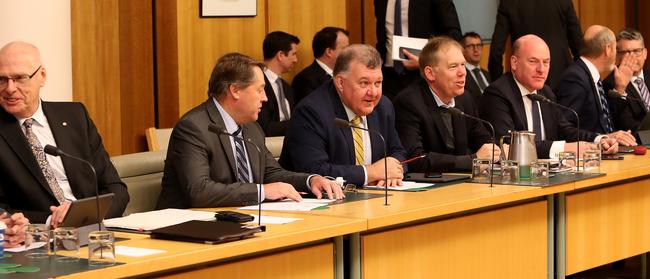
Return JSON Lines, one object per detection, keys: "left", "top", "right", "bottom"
{"left": 104, "top": 208, "right": 215, "bottom": 231}
{"left": 116, "top": 246, "right": 166, "bottom": 257}
{"left": 392, "top": 35, "right": 428, "bottom": 61}
{"left": 5, "top": 241, "right": 47, "bottom": 253}
{"left": 365, "top": 181, "right": 434, "bottom": 191}
{"left": 251, "top": 215, "right": 302, "bottom": 225}
{"left": 238, "top": 199, "right": 333, "bottom": 212}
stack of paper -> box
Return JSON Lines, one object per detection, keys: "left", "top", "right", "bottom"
{"left": 104, "top": 208, "right": 216, "bottom": 231}
{"left": 364, "top": 181, "right": 434, "bottom": 191}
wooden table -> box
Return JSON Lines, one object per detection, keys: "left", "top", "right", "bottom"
{"left": 61, "top": 213, "right": 365, "bottom": 278}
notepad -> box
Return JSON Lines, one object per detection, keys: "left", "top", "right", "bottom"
{"left": 104, "top": 209, "right": 216, "bottom": 232}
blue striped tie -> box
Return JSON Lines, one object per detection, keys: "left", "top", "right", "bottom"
{"left": 596, "top": 81, "right": 614, "bottom": 133}
{"left": 233, "top": 126, "right": 251, "bottom": 183}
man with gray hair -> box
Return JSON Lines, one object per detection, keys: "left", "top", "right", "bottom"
{"left": 603, "top": 28, "right": 649, "bottom": 143}
{"left": 556, "top": 25, "right": 637, "bottom": 146}
{"left": 280, "top": 44, "right": 406, "bottom": 187}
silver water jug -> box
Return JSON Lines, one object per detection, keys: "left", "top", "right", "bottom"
{"left": 500, "top": 131, "right": 538, "bottom": 167}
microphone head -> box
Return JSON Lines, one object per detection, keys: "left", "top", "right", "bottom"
{"left": 527, "top": 93, "right": 549, "bottom": 102}
{"left": 334, "top": 118, "right": 351, "bottom": 128}
{"left": 43, "top": 145, "right": 62, "bottom": 156}
{"left": 444, "top": 107, "right": 465, "bottom": 116}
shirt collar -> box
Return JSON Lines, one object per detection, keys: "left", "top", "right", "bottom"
{"left": 513, "top": 76, "right": 536, "bottom": 97}
{"left": 341, "top": 101, "right": 366, "bottom": 124}
{"left": 212, "top": 97, "right": 240, "bottom": 135}
{"left": 465, "top": 63, "right": 478, "bottom": 71}
{"left": 580, "top": 56, "right": 601, "bottom": 82}
{"left": 315, "top": 59, "right": 333, "bottom": 76}
{"left": 17, "top": 99, "right": 47, "bottom": 127}
{"left": 263, "top": 67, "right": 280, "bottom": 84}
{"left": 429, "top": 86, "right": 456, "bottom": 108}
{"left": 633, "top": 69, "right": 645, "bottom": 83}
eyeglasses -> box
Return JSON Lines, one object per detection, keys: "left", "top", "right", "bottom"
{"left": 617, "top": 48, "right": 644, "bottom": 56}
{"left": 464, "top": 44, "right": 483, "bottom": 49}
{"left": 0, "top": 65, "right": 42, "bottom": 89}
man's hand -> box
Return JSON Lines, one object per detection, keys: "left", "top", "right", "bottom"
{"left": 1, "top": 212, "right": 29, "bottom": 248}
{"left": 475, "top": 144, "right": 502, "bottom": 163}
{"left": 599, "top": 137, "right": 619, "bottom": 154}
{"left": 613, "top": 54, "right": 635, "bottom": 92}
{"left": 401, "top": 49, "right": 420, "bottom": 70}
{"left": 607, "top": 130, "right": 637, "bottom": 146}
{"left": 309, "top": 176, "right": 345, "bottom": 200}
{"left": 564, "top": 141, "right": 598, "bottom": 155}
{"left": 374, "top": 178, "right": 403, "bottom": 187}
{"left": 263, "top": 182, "right": 302, "bottom": 202}
{"left": 49, "top": 202, "right": 71, "bottom": 228}
{"left": 367, "top": 157, "right": 404, "bottom": 185}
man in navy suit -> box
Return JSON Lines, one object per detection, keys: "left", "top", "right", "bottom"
{"left": 0, "top": 41, "right": 129, "bottom": 224}
{"left": 603, "top": 28, "right": 650, "bottom": 143}
{"left": 292, "top": 27, "right": 349, "bottom": 105}
{"left": 258, "top": 31, "right": 299, "bottom": 136}
{"left": 394, "top": 36, "right": 500, "bottom": 173}
{"left": 461, "top": 32, "right": 491, "bottom": 103}
{"left": 280, "top": 44, "right": 406, "bottom": 187}
{"left": 480, "top": 35, "right": 617, "bottom": 159}
{"left": 555, "top": 25, "right": 637, "bottom": 147}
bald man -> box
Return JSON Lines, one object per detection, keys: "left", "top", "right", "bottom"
{"left": 479, "top": 35, "right": 618, "bottom": 158}
{"left": 555, "top": 25, "right": 637, "bottom": 146}
{"left": 0, "top": 41, "right": 129, "bottom": 225}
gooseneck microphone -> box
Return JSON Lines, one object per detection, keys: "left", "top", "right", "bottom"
{"left": 334, "top": 118, "right": 389, "bottom": 206}
{"left": 208, "top": 124, "right": 263, "bottom": 227}
{"left": 527, "top": 93, "right": 582, "bottom": 171}
{"left": 43, "top": 145, "right": 101, "bottom": 231}
{"left": 443, "top": 107, "right": 496, "bottom": 188}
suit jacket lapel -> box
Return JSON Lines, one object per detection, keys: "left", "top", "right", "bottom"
{"left": 507, "top": 75, "right": 531, "bottom": 130}
{"left": 451, "top": 100, "right": 468, "bottom": 154}
{"left": 366, "top": 111, "right": 381, "bottom": 162}
{"left": 420, "top": 81, "right": 453, "bottom": 152}
{"left": 241, "top": 124, "right": 261, "bottom": 183}
{"left": 206, "top": 99, "right": 237, "bottom": 178}
{"left": 330, "top": 86, "right": 356, "bottom": 164}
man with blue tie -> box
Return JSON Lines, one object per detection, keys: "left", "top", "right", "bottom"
{"left": 555, "top": 25, "right": 637, "bottom": 147}
{"left": 156, "top": 53, "right": 343, "bottom": 210}
{"left": 280, "top": 44, "right": 406, "bottom": 187}
{"left": 461, "top": 32, "right": 491, "bottom": 103}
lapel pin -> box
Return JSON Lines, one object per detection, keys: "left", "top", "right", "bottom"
{"left": 62, "top": 122, "right": 67, "bottom": 127}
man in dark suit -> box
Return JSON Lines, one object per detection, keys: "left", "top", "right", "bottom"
{"left": 556, "top": 25, "right": 637, "bottom": 146}
{"left": 0, "top": 41, "right": 129, "bottom": 224}
{"left": 157, "top": 53, "right": 343, "bottom": 209}
{"left": 280, "top": 44, "right": 406, "bottom": 187}
{"left": 603, "top": 28, "right": 649, "bottom": 143}
{"left": 375, "top": 0, "right": 462, "bottom": 100}
{"left": 462, "top": 32, "right": 491, "bottom": 103}
{"left": 394, "top": 37, "right": 499, "bottom": 173}
{"left": 480, "top": 35, "right": 617, "bottom": 158}
{"left": 292, "top": 27, "right": 349, "bottom": 105}
{"left": 257, "top": 31, "right": 300, "bottom": 136}
{"left": 488, "top": 0, "right": 582, "bottom": 87}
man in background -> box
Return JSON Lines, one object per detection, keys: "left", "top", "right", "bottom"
{"left": 292, "top": 26, "right": 349, "bottom": 104}
{"left": 461, "top": 32, "right": 491, "bottom": 103}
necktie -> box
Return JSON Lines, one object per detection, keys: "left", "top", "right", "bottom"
{"left": 528, "top": 95, "right": 543, "bottom": 141}
{"left": 596, "top": 81, "right": 614, "bottom": 133}
{"left": 634, "top": 78, "right": 650, "bottom": 111}
{"left": 351, "top": 116, "right": 365, "bottom": 165}
{"left": 393, "top": 0, "right": 404, "bottom": 74}
{"left": 23, "top": 118, "right": 66, "bottom": 204}
{"left": 439, "top": 107, "right": 456, "bottom": 150}
{"left": 275, "top": 78, "right": 290, "bottom": 120}
{"left": 233, "top": 126, "right": 251, "bottom": 183}
{"left": 472, "top": 68, "right": 488, "bottom": 91}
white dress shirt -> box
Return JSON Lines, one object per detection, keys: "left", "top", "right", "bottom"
{"left": 342, "top": 104, "right": 372, "bottom": 186}
{"left": 263, "top": 68, "right": 291, "bottom": 121}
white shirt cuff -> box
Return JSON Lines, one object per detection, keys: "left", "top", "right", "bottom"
{"left": 361, "top": 165, "right": 368, "bottom": 186}
{"left": 257, "top": 184, "right": 265, "bottom": 202}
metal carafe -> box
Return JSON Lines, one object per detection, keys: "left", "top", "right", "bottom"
{"left": 500, "top": 131, "right": 538, "bottom": 166}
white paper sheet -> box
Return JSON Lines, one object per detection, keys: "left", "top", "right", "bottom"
{"left": 238, "top": 199, "right": 333, "bottom": 212}
{"left": 116, "top": 246, "right": 166, "bottom": 257}
{"left": 364, "top": 181, "right": 434, "bottom": 191}
{"left": 251, "top": 215, "right": 302, "bottom": 225}
{"left": 104, "top": 209, "right": 216, "bottom": 231}
{"left": 5, "top": 241, "right": 46, "bottom": 253}
{"left": 392, "top": 35, "right": 428, "bottom": 61}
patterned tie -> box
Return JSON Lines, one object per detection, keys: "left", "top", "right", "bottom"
{"left": 472, "top": 68, "right": 488, "bottom": 91}
{"left": 393, "top": 0, "right": 404, "bottom": 74}
{"left": 23, "top": 118, "right": 66, "bottom": 204}
{"left": 596, "top": 81, "right": 614, "bottom": 133}
{"left": 233, "top": 126, "right": 251, "bottom": 183}
{"left": 634, "top": 78, "right": 650, "bottom": 111}
{"left": 275, "top": 78, "right": 291, "bottom": 120}
{"left": 529, "top": 95, "right": 543, "bottom": 141}
{"left": 351, "top": 116, "right": 365, "bottom": 165}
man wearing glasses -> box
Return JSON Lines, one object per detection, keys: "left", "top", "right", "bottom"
{"left": 461, "top": 32, "right": 491, "bottom": 103}
{"left": 0, "top": 41, "right": 129, "bottom": 225}
{"left": 603, "top": 28, "right": 649, "bottom": 143}
{"left": 280, "top": 44, "right": 406, "bottom": 187}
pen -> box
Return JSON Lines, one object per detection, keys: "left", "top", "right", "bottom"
{"left": 400, "top": 155, "right": 427, "bottom": 165}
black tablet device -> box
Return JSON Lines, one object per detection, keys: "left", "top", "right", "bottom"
{"left": 60, "top": 193, "right": 114, "bottom": 227}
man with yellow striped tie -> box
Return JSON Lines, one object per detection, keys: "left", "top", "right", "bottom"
{"left": 280, "top": 44, "right": 407, "bottom": 187}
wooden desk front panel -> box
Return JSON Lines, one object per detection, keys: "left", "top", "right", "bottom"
{"left": 158, "top": 242, "right": 333, "bottom": 279}
{"left": 566, "top": 178, "right": 650, "bottom": 275}
{"left": 362, "top": 200, "right": 547, "bottom": 279}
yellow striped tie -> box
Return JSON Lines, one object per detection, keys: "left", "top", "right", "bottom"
{"left": 351, "top": 116, "right": 364, "bottom": 165}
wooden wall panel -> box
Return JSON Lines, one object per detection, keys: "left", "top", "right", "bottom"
{"left": 578, "top": 0, "right": 627, "bottom": 34}
{"left": 363, "top": 0, "right": 376, "bottom": 46}
{"left": 266, "top": 0, "right": 347, "bottom": 82}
